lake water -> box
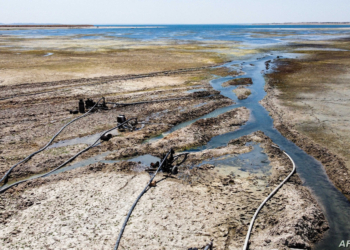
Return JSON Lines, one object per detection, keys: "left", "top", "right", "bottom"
{"left": 2, "top": 24, "right": 350, "bottom": 46}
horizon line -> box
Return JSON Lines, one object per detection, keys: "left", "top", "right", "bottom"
{"left": 1, "top": 22, "right": 350, "bottom": 26}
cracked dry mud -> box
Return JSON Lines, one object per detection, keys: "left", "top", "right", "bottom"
{"left": 0, "top": 132, "right": 328, "bottom": 250}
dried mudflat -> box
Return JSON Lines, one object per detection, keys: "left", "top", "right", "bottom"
{"left": 0, "top": 35, "right": 252, "bottom": 86}
{"left": 0, "top": 35, "right": 329, "bottom": 249}
{"left": 0, "top": 132, "right": 328, "bottom": 250}
{"left": 262, "top": 38, "right": 350, "bottom": 199}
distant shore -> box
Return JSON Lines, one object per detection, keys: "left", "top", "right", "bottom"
{"left": 0, "top": 24, "right": 94, "bottom": 30}
{"left": 0, "top": 25, "right": 168, "bottom": 30}
{"left": 254, "top": 22, "right": 350, "bottom": 25}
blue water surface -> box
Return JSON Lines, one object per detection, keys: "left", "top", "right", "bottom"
{"left": 1, "top": 24, "right": 350, "bottom": 45}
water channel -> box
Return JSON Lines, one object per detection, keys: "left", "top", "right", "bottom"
{"left": 198, "top": 53, "right": 350, "bottom": 250}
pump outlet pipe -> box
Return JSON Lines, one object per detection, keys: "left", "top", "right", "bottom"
{"left": 0, "top": 98, "right": 104, "bottom": 186}
{"left": 242, "top": 145, "right": 296, "bottom": 250}
{"left": 0, "top": 118, "right": 136, "bottom": 194}
{"left": 113, "top": 149, "right": 173, "bottom": 250}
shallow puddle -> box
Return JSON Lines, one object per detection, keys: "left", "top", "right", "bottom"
{"left": 49, "top": 153, "right": 160, "bottom": 176}
{"left": 198, "top": 143, "right": 271, "bottom": 178}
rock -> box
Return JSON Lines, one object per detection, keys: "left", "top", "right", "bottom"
{"left": 286, "top": 235, "right": 310, "bottom": 249}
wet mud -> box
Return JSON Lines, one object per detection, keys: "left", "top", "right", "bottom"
{"left": 262, "top": 50, "right": 350, "bottom": 200}
{"left": 106, "top": 107, "right": 249, "bottom": 160}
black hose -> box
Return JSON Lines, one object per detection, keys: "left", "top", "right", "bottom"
{"left": 0, "top": 98, "right": 104, "bottom": 186}
{"left": 172, "top": 153, "right": 189, "bottom": 166}
{"left": 242, "top": 145, "right": 296, "bottom": 250}
{"left": 113, "top": 149, "right": 172, "bottom": 250}
{"left": 0, "top": 118, "right": 136, "bottom": 194}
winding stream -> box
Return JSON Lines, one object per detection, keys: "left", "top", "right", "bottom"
{"left": 126, "top": 51, "right": 350, "bottom": 248}
{"left": 147, "top": 51, "right": 350, "bottom": 249}
{"left": 196, "top": 53, "right": 350, "bottom": 249}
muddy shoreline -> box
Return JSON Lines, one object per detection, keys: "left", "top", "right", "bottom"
{"left": 262, "top": 57, "right": 350, "bottom": 200}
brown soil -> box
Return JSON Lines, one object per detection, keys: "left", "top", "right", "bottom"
{"left": 0, "top": 37, "right": 241, "bottom": 184}
{"left": 0, "top": 66, "right": 219, "bottom": 101}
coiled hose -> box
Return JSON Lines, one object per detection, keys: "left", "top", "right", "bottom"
{"left": 242, "top": 145, "right": 296, "bottom": 250}
{"left": 0, "top": 118, "right": 136, "bottom": 194}
{"left": 0, "top": 98, "right": 104, "bottom": 186}
{"left": 113, "top": 149, "right": 172, "bottom": 250}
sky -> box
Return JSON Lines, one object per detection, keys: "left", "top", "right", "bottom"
{"left": 1, "top": 0, "right": 350, "bottom": 24}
